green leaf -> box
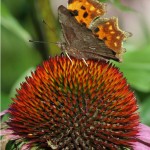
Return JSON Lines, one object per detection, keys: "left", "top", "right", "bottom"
{"left": 98, "top": 0, "right": 134, "bottom": 11}
{"left": 1, "top": 3, "right": 42, "bottom": 93}
{"left": 1, "top": 2, "right": 31, "bottom": 44}
{"left": 115, "top": 44, "right": 150, "bottom": 92}
{"left": 1, "top": 93, "right": 11, "bottom": 111}
{"left": 5, "top": 140, "right": 24, "bottom": 150}
{"left": 36, "top": 0, "right": 60, "bottom": 56}
{"left": 110, "top": 0, "right": 134, "bottom": 11}
{"left": 9, "top": 67, "right": 35, "bottom": 98}
{"left": 139, "top": 96, "right": 150, "bottom": 126}
{"left": 1, "top": 93, "right": 11, "bottom": 121}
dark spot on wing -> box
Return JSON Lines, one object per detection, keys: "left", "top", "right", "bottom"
{"left": 81, "top": 5, "right": 86, "bottom": 10}
{"left": 68, "top": 0, "right": 73, "bottom": 4}
{"left": 103, "top": 37, "right": 107, "bottom": 40}
{"left": 83, "top": 12, "right": 88, "bottom": 18}
{"left": 94, "top": 27, "right": 100, "bottom": 33}
{"left": 71, "top": 10, "right": 79, "bottom": 16}
{"left": 82, "top": 22, "right": 87, "bottom": 27}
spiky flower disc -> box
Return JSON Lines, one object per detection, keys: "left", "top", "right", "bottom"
{"left": 7, "top": 56, "right": 139, "bottom": 149}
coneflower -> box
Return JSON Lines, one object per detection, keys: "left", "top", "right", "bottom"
{"left": 1, "top": 56, "right": 150, "bottom": 149}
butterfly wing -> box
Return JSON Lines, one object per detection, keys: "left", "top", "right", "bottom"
{"left": 90, "top": 17, "right": 131, "bottom": 55}
{"left": 68, "top": 0, "right": 106, "bottom": 27}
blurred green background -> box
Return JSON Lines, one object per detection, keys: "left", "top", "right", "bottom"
{"left": 1, "top": 0, "right": 150, "bottom": 126}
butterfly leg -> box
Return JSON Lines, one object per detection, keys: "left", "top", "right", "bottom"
{"left": 82, "top": 58, "right": 88, "bottom": 66}
{"left": 65, "top": 52, "right": 73, "bottom": 63}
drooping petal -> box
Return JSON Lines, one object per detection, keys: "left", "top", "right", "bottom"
{"left": 133, "top": 123, "right": 150, "bottom": 149}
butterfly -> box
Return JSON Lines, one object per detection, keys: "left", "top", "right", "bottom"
{"left": 58, "top": 5, "right": 119, "bottom": 62}
{"left": 58, "top": 0, "right": 131, "bottom": 62}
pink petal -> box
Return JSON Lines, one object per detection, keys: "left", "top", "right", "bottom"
{"left": 0, "top": 110, "right": 8, "bottom": 117}
{"left": 21, "top": 144, "right": 30, "bottom": 150}
{"left": 133, "top": 123, "right": 150, "bottom": 149}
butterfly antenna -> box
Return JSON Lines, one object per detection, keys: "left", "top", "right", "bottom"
{"left": 29, "top": 39, "right": 56, "bottom": 44}
{"left": 42, "top": 20, "right": 56, "bottom": 34}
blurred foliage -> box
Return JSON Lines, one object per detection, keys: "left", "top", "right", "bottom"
{"left": 99, "top": 0, "right": 134, "bottom": 11}
{"left": 1, "top": 0, "right": 150, "bottom": 137}
{"left": 1, "top": 2, "right": 42, "bottom": 94}
{"left": 115, "top": 44, "right": 150, "bottom": 93}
